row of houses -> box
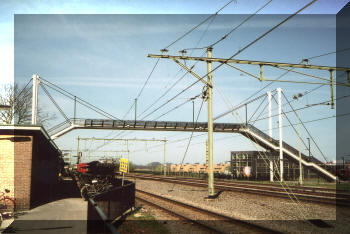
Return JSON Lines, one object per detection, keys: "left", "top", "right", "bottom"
{"left": 169, "top": 162, "right": 230, "bottom": 174}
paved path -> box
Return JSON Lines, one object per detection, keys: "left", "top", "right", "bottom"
{"left": 2, "top": 198, "right": 87, "bottom": 234}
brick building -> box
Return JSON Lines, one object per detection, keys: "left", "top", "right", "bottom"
{"left": 0, "top": 125, "right": 62, "bottom": 210}
{"left": 170, "top": 162, "right": 230, "bottom": 174}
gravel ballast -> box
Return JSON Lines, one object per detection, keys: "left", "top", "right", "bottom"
{"left": 135, "top": 178, "right": 350, "bottom": 233}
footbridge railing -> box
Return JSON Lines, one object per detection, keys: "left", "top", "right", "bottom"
{"left": 243, "top": 124, "right": 336, "bottom": 181}
{"left": 48, "top": 118, "right": 336, "bottom": 181}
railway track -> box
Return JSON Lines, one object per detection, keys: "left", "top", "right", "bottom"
{"left": 128, "top": 173, "right": 350, "bottom": 206}
{"left": 136, "top": 189, "right": 279, "bottom": 234}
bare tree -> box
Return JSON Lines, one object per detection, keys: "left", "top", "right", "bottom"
{"left": 0, "top": 83, "right": 55, "bottom": 126}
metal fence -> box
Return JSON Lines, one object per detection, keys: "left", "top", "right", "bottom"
{"left": 87, "top": 180, "right": 135, "bottom": 233}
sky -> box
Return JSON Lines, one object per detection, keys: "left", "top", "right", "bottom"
{"left": 2, "top": 0, "right": 350, "bottom": 165}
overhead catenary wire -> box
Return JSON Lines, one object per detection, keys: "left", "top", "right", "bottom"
{"left": 183, "top": 0, "right": 273, "bottom": 51}
{"left": 305, "top": 47, "right": 350, "bottom": 60}
{"left": 122, "top": 58, "right": 161, "bottom": 120}
{"left": 151, "top": 94, "right": 200, "bottom": 121}
{"left": 137, "top": 67, "right": 192, "bottom": 119}
{"left": 215, "top": 83, "right": 310, "bottom": 220}
{"left": 169, "top": 98, "right": 205, "bottom": 192}
{"left": 138, "top": 17, "right": 217, "bottom": 120}
{"left": 254, "top": 93, "right": 350, "bottom": 122}
{"left": 163, "top": 0, "right": 236, "bottom": 50}
{"left": 133, "top": 110, "right": 350, "bottom": 156}
{"left": 270, "top": 94, "right": 312, "bottom": 161}
{"left": 281, "top": 92, "right": 329, "bottom": 163}
{"left": 150, "top": 0, "right": 317, "bottom": 122}
{"left": 138, "top": 9, "right": 218, "bottom": 121}
{"left": 98, "top": 57, "right": 162, "bottom": 145}
{"left": 222, "top": 48, "right": 348, "bottom": 120}
{"left": 140, "top": 77, "right": 203, "bottom": 120}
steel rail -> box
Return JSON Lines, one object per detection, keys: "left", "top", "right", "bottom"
{"left": 130, "top": 174, "right": 350, "bottom": 206}
{"left": 136, "top": 189, "right": 280, "bottom": 233}
{"left": 135, "top": 195, "right": 223, "bottom": 234}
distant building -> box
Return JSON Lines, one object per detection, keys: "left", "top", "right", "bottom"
{"left": 230, "top": 151, "right": 317, "bottom": 181}
{"left": 170, "top": 162, "right": 230, "bottom": 173}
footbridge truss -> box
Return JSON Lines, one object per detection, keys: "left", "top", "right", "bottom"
{"left": 49, "top": 118, "right": 336, "bottom": 181}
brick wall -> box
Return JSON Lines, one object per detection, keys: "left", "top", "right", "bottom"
{"left": 0, "top": 127, "right": 61, "bottom": 211}
{"left": 14, "top": 135, "right": 33, "bottom": 210}
{"left": 0, "top": 135, "right": 15, "bottom": 203}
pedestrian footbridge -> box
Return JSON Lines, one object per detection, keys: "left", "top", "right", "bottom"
{"left": 48, "top": 118, "right": 336, "bottom": 182}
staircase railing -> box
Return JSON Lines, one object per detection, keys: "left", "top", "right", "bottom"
{"left": 245, "top": 124, "right": 336, "bottom": 178}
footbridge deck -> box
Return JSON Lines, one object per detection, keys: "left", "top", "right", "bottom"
{"left": 48, "top": 118, "right": 336, "bottom": 181}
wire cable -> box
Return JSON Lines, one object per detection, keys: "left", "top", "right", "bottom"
{"left": 163, "top": 0, "right": 236, "bottom": 50}
{"left": 183, "top": 0, "right": 273, "bottom": 51}
{"left": 152, "top": 97, "right": 196, "bottom": 121}
{"left": 169, "top": 98, "right": 205, "bottom": 192}
{"left": 305, "top": 47, "right": 350, "bottom": 60}
{"left": 281, "top": 92, "right": 329, "bottom": 163}
{"left": 162, "top": 0, "right": 318, "bottom": 122}
{"left": 40, "top": 78, "right": 121, "bottom": 121}
{"left": 14, "top": 78, "right": 33, "bottom": 102}
{"left": 39, "top": 83, "right": 70, "bottom": 122}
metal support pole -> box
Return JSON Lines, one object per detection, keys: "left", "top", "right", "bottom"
{"left": 77, "top": 136, "right": 80, "bottom": 164}
{"left": 260, "top": 65, "right": 264, "bottom": 81}
{"left": 267, "top": 91, "right": 273, "bottom": 182}
{"left": 245, "top": 104, "right": 248, "bottom": 126}
{"left": 127, "top": 140, "right": 130, "bottom": 173}
{"left": 74, "top": 96, "right": 77, "bottom": 124}
{"left": 267, "top": 91, "right": 272, "bottom": 139}
{"left": 307, "top": 137, "right": 311, "bottom": 159}
{"left": 192, "top": 100, "right": 195, "bottom": 123}
{"left": 135, "top": 98, "right": 137, "bottom": 122}
{"left": 164, "top": 138, "right": 167, "bottom": 176}
{"left": 298, "top": 111, "right": 303, "bottom": 185}
{"left": 330, "top": 70, "right": 335, "bottom": 109}
{"left": 277, "top": 88, "right": 283, "bottom": 182}
{"left": 31, "top": 74, "right": 39, "bottom": 125}
{"left": 207, "top": 47, "right": 215, "bottom": 197}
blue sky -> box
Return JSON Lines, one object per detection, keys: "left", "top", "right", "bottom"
{"left": 2, "top": 0, "right": 350, "bottom": 164}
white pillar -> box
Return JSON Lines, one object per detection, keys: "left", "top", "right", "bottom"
{"left": 277, "top": 88, "right": 283, "bottom": 182}
{"left": 267, "top": 91, "right": 273, "bottom": 182}
{"left": 31, "top": 74, "right": 39, "bottom": 125}
{"left": 267, "top": 91, "right": 272, "bottom": 138}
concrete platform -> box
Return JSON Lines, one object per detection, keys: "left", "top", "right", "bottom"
{"left": 1, "top": 198, "right": 87, "bottom": 234}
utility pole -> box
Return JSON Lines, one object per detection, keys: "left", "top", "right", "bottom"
{"left": 164, "top": 137, "right": 167, "bottom": 176}
{"left": 192, "top": 99, "right": 195, "bottom": 123}
{"left": 277, "top": 88, "right": 283, "bottom": 182}
{"left": 78, "top": 137, "right": 166, "bottom": 172}
{"left": 207, "top": 47, "right": 215, "bottom": 197}
{"left": 127, "top": 140, "right": 130, "bottom": 173}
{"left": 74, "top": 96, "right": 77, "bottom": 124}
{"left": 293, "top": 92, "right": 303, "bottom": 185}
{"left": 76, "top": 136, "right": 80, "bottom": 164}
{"left": 31, "top": 74, "right": 39, "bottom": 125}
{"left": 298, "top": 112, "right": 303, "bottom": 185}
{"left": 267, "top": 91, "right": 273, "bottom": 182}
{"left": 135, "top": 98, "right": 137, "bottom": 122}
{"left": 307, "top": 137, "right": 311, "bottom": 159}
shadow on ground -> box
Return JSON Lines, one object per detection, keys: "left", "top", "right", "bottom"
{"left": 30, "top": 178, "right": 81, "bottom": 210}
